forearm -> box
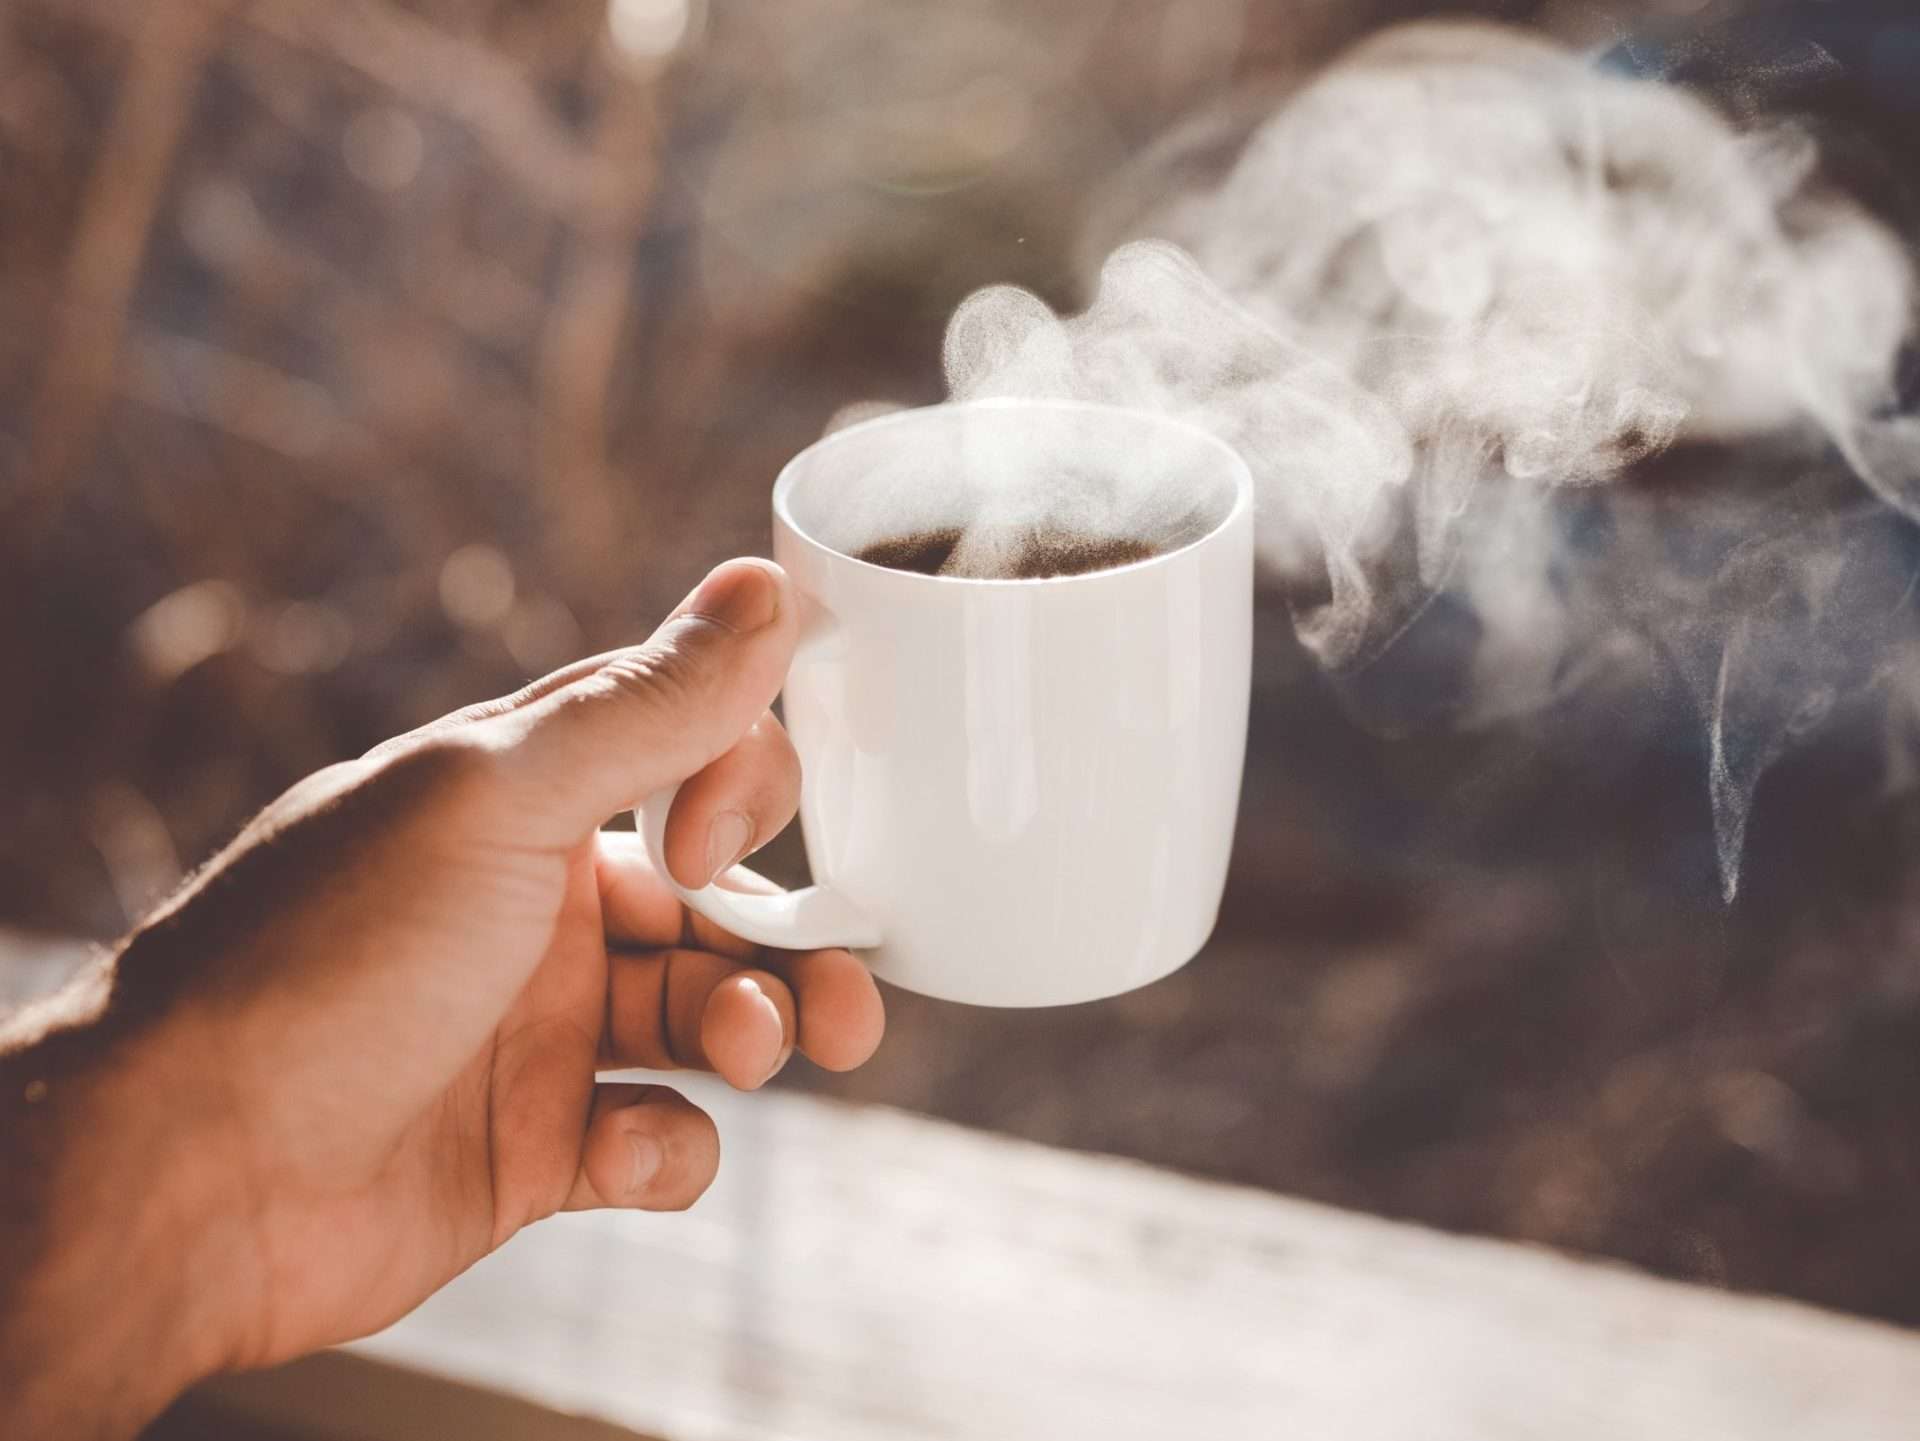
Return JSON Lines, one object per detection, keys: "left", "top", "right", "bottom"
{"left": 1, "top": 953, "right": 242, "bottom": 1438}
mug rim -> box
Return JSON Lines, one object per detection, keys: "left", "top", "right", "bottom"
{"left": 772, "top": 398, "right": 1255, "bottom": 587}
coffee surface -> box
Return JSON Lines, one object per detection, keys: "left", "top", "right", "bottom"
{"left": 856, "top": 527, "right": 1162, "bottom": 579}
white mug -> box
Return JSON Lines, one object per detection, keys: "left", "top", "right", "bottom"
{"left": 639, "top": 399, "right": 1253, "bottom": 1007}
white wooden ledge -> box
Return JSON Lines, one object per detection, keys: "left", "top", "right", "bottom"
{"left": 194, "top": 1073, "right": 1920, "bottom": 1441}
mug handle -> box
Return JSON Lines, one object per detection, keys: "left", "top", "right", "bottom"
{"left": 635, "top": 787, "right": 882, "bottom": 951}
{"left": 636, "top": 582, "right": 881, "bottom": 951}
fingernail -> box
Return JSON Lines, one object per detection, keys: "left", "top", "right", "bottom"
{"left": 705, "top": 810, "right": 754, "bottom": 885}
{"left": 628, "top": 1132, "right": 664, "bottom": 1195}
{"left": 685, "top": 561, "right": 779, "bottom": 633}
{"left": 745, "top": 981, "right": 789, "bottom": 1087}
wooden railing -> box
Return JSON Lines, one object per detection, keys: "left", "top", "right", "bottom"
{"left": 188, "top": 1070, "right": 1920, "bottom": 1440}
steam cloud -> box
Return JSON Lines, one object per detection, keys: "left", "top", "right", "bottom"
{"left": 932, "top": 20, "right": 1920, "bottom": 899}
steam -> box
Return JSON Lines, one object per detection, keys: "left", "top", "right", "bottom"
{"left": 934, "top": 20, "right": 1920, "bottom": 899}
{"left": 803, "top": 399, "right": 1226, "bottom": 581}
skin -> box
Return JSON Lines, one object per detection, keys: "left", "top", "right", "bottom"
{"left": 0, "top": 559, "right": 885, "bottom": 1439}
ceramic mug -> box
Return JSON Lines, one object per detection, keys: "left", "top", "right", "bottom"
{"left": 638, "top": 398, "right": 1253, "bottom": 1006}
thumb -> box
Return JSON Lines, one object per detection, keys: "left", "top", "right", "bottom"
{"left": 484, "top": 558, "right": 796, "bottom": 845}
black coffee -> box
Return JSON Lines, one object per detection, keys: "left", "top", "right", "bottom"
{"left": 856, "top": 526, "right": 1162, "bottom": 580}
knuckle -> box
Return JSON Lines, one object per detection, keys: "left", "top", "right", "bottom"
{"left": 617, "top": 635, "right": 702, "bottom": 695}
{"left": 591, "top": 633, "right": 714, "bottom": 713}
{"left": 750, "top": 713, "right": 800, "bottom": 769}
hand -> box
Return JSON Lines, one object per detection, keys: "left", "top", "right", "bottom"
{"left": 0, "top": 558, "right": 884, "bottom": 1438}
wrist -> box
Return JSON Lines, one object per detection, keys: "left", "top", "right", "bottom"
{"left": 2, "top": 952, "right": 254, "bottom": 1436}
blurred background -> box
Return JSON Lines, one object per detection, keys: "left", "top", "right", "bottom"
{"left": 4, "top": 0, "right": 1920, "bottom": 1334}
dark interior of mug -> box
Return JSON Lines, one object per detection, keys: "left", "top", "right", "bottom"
{"left": 778, "top": 401, "right": 1244, "bottom": 578}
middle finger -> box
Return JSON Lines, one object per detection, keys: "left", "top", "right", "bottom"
{"left": 603, "top": 947, "right": 798, "bottom": 1089}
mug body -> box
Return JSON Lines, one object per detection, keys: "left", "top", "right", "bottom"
{"left": 773, "top": 400, "right": 1253, "bottom": 1006}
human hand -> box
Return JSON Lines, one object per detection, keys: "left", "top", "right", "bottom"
{"left": 0, "top": 559, "right": 883, "bottom": 1436}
